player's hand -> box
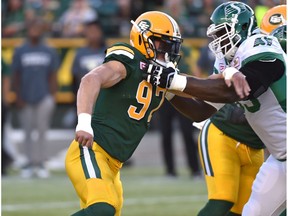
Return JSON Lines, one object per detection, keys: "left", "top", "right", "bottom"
{"left": 143, "top": 63, "right": 187, "bottom": 91}
{"left": 75, "top": 113, "right": 94, "bottom": 148}
{"left": 230, "top": 72, "right": 251, "bottom": 99}
{"left": 222, "top": 67, "right": 250, "bottom": 99}
{"left": 144, "top": 64, "right": 177, "bottom": 89}
{"left": 75, "top": 130, "right": 93, "bottom": 148}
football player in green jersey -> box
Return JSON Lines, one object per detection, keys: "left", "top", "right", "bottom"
{"left": 271, "top": 25, "right": 286, "bottom": 53}
{"left": 65, "top": 11, "right": 183, "bottom": 216}
{"left": 144, "top": 1, "right": 286, "bottom": 216}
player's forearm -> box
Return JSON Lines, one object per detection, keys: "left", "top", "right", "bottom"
{"left": 170, "top": 96, "right": 217, "bottom": 122}
{"left": 183, "top": 76, "right": 240, "bottom": 103}
{"left": 76, "top": 73, "right": 101, "bottom": 115}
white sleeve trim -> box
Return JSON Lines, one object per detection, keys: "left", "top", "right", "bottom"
{"left": 106, "top": 50, "right": 134, "bottom": 59}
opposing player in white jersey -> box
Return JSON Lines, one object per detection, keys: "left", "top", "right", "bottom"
{"left": 143, "top": 2, "right": 286, "bottom": 215}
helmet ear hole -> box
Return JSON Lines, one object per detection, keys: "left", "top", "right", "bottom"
{"left": 138, "top": 35, "right": 142, "bottom": 45}
{"left": 242, "top": 23, "right": 248, "bottom": 30}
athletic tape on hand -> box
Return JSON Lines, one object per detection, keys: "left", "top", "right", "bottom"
{"left": 222, "top": 67, "right": 239, "bottom": 80}
{"left": 169, "top": 73, "right": 187, "bottom": 92}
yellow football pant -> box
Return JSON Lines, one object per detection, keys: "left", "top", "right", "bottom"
{"left": 198, "top": 120, "right": 264, "bottom": 214}
{"left": 65, "top": 140, "right": 123, "bottom": 216}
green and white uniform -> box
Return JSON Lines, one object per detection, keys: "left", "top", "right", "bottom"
{"left": 212, "top": 34, "right": 286, "bottom": 216}
{"left": 212, "top": 60, "right": 265, "bottom": 150}
{"left": 215, "top": 34, "right": 286, "bottom": 161}
{"left": 92, "top": 42, "right": 165, "bottom": 162}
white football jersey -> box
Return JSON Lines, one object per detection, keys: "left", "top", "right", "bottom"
{"left": 214, "top": 34, "right": 286, "bottom": 161}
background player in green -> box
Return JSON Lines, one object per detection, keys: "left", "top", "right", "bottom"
{"left": 65, "top": 11, "right": 183, "bottom": 216}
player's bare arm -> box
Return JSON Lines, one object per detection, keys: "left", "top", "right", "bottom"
{"left": 75, "top": 61, "right": 127, "bottom": 147}
{"left": 146, "top": 65, "right": 248, "bottom": 103}
{"left": 169, "top": 96, "right": 217, "bottom": 122}
{"left": 183, "top": 74, "right": 245, "bottom": 103}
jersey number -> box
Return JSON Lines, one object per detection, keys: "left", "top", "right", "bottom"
{"left": 253, "top": 36, "right": 272, "bottom": 47}
{"left": 128, "top": 80, "right": 164, "bottom": 120}
{"left": 238, "top": 98, "right": 261, "bottom": 113}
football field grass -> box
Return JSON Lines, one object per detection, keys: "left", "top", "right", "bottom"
{"left": 2, "top": 167, "right": 207, "bottom": 216}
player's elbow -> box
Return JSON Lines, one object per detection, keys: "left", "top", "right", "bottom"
{"left": 81, "top": 72, "right": 101, "bottom": 87}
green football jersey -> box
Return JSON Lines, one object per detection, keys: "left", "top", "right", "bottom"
{"left": 91, "top": 43, "right": 165, "bottom": 162}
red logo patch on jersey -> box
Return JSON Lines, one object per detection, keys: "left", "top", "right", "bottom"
{"left": 140, "top": 61, "right": 147, "bottom": 70}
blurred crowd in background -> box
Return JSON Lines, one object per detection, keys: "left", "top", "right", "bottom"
{"left": 2, "top": 0, "right": 285, "bottom": 38}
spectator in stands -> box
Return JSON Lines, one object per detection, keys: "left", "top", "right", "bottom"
{"left": 195, "top": 0, "right": 217, "bottom": 37}
{"left": 24, "top": 0, "right": 61, "bottom": 36}
{"left": 159, "top": 46, "right": 202, "bottom": 179}
{"left": 130, "top": 0, "right": 164, "bottom": 20}
{"left": 72, "top": 20, "right": 106, "bottom": 94}
{"left": 159, "top": 101, "right": 202, "bottom": 179}
{"left": 11, "top": 19, "right": 59, "bottom": 178}
{"left": 118, "top": 0, "right": 132, "bottom": 37}
{"left": 55, "top": 0, "right": 98, "bottom": 37}
{"left": 162, "top": 0, "right": 192, "bottom": 37}
{"left": 194, "top": 39, "right": 215, "bottom": 78}
{"left": 1, "top": 58, "right": 13, "bottom": 175}
{"left": 186, "top": 0, "right": 228, "bottom": 37}
{"left": 2, "top": 0, "right": 26, "bottom": 37}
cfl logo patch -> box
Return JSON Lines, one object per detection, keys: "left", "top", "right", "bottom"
{"left": 139, "top": 61, "right": 147, "bottom": 70}
{"left": 138, "top": 20, "right": 151, "bottom": 31}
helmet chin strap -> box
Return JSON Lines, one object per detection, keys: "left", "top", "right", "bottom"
{"left": 152, "top": 59, "right": 168, "bottom": 67}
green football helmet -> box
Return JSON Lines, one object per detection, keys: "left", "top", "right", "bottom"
{"left": 271, "top": 25, "right": 287, "bottom": 53}
{"left": 207, "top": 1, "right": 258, "bottom": 60}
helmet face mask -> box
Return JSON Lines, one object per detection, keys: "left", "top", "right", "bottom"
{"left": 130, "top": 11, "right": 183, "bottom": 67}
{"left": 149, "top": 36, "right": 182, "bottom": 66}
{"left": 207, "top": 1, "right": 257, "bottom": 61}
{"left": 207, "top": 22, "right": 241, "bottom": 60}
